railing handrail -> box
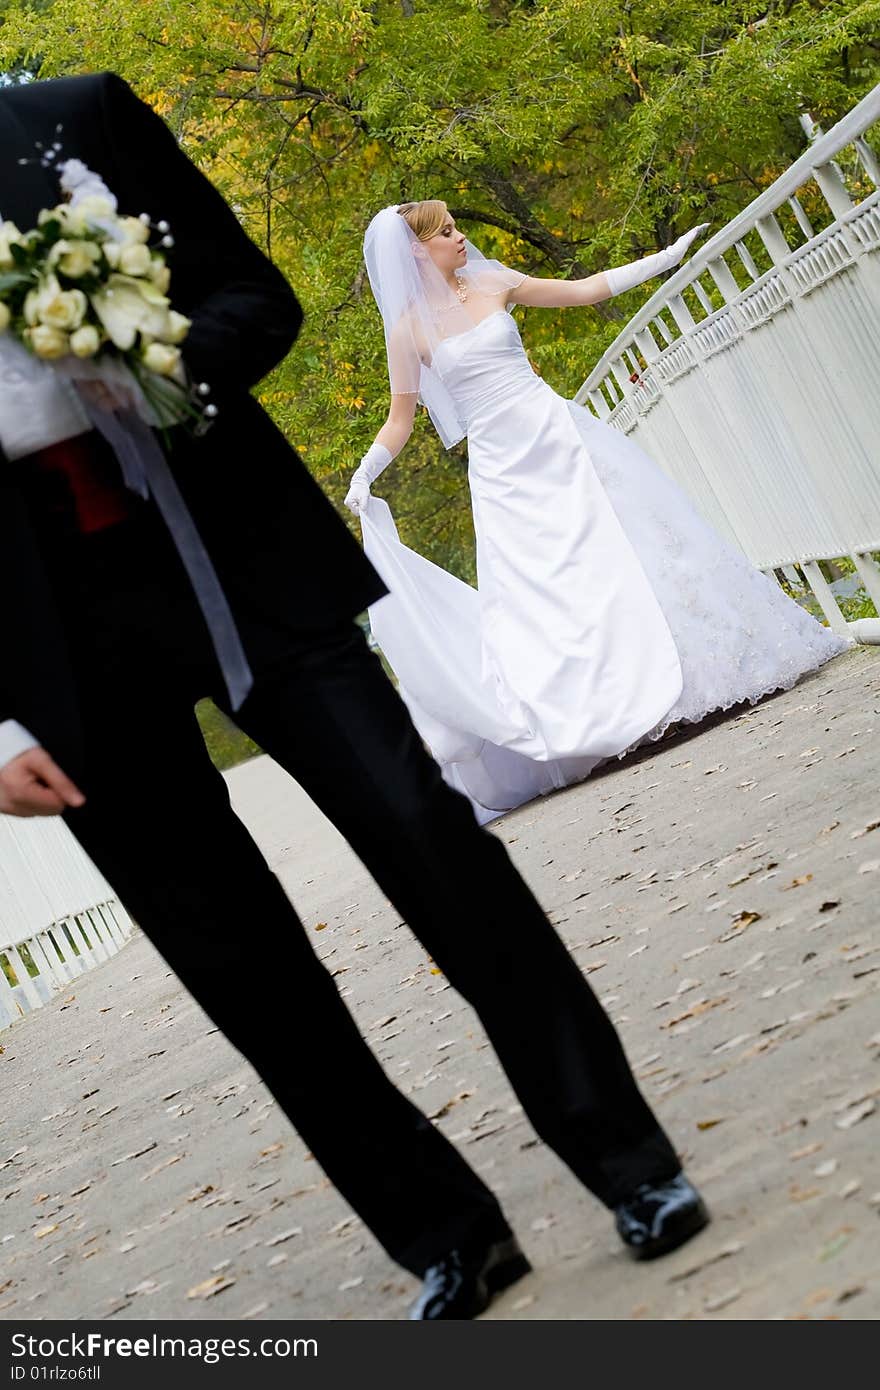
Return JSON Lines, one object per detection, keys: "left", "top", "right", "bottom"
{"left": 580, "top": 82, "right": 880, "bottom": 395}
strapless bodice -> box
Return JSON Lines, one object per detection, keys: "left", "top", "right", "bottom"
{"left": 431, "top": 310, "right": 547, "bottom": 430}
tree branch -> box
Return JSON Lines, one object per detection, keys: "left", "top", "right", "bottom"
{"left": 475, "top": 165, "right": 590, "bottom": 276}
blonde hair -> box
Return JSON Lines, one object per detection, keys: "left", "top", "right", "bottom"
{"left": 397, "top": 200, "right": 448, "bottom": 241}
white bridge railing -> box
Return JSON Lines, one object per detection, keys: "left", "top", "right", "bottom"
{"left": 0, "top": 815, "right": 135, "bottom": 1031}
{"left": 577, "top": 84, "right": 880, "bottom": 641}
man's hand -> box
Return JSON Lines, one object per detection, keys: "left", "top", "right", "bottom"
{"left": 0, "top": 748, "right": 86, "bottom": 817}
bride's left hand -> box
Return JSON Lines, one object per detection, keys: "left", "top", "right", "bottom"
{"left": 668, "top": 222, "right": 711, "bottom": 264}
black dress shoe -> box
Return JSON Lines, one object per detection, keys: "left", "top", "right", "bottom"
{"left": 614, "top": 1174, "right": 709, "bottom": 1260}
{"left": 409, "top": 1235, "right": 532, "bottom": 1319}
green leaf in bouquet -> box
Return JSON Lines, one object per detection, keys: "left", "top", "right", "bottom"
{"left": 0, "top": 270, "right": 33, "bottom": 294}
{"left": 36, "top": 218, "right": 64, "bottom": 243}
{"left": 9, "top": 241, "right": 35, "bottom": 268}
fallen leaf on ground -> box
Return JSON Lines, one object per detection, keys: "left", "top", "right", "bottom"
{"left": 803, "top": 1288, "right": 834, "bottom": 1307}
{"left": 850, "top": 822, "right": 879, "bottom": 839}
{"left": 836, "top": 1286, "right": 865, "bottom": 1303}
{"left": 828, "top": 1095, "right": 873, "bottom": 1128}
{"left": 512, "top": 1294, "right": 535, "bottom": 1311}
{"left": 187, "top": 1275, "right": 236, "bottom": 1299}
{"left": 126, "top": 1279, "right": 164, "bottom": 1297}
{"left": 371, "top": 1014, "right": 397, "bottom": 1030}
{"left": 140, "top": 1154, "right": 183, "bottom": 1182}
{"left": 530, "top": 1216, "right": 555, "bottom": 1232}
{"left": 835, "top": 1099, "right": 876, "bottom": 1130}
{"left": 718, "top": 911, "right": 761, "bottom": 941}
{"left": 790, "top": 1142, "right": 823, "bottom": 1160}
{"left": 329, "top": 1216, "right": 359, "bottom": 1235}
{"left": 242, "top": 1301, "right": 270, "bottom": 1319}
{"left": 704, "top": 1287, "right": 742, "bottom": 1312}
{"left": 428, "top": 1091, "right": 473, "bottom": 1120}
{"left": 264, "top": 1227, "right": 302, "bottom": 1246}
{"left": 111, "top": 1140, "right": 157, "bottom": 1167}
{"left": 818, "top": 1228, "right": 855, "bottom": 1262}
{"left": 661, "top": 996, "right": 728, "bottom": 1029}
{"left": 712, "top": 1032, "right": 752, "bottom": 1053}
{"left": 668, "top": 1240, "right": 744, "bottom": 1282}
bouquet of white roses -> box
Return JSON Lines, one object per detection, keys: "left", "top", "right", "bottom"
{"left": 0, "top": 159, "right": 205, "bottom": 428}
{"left": 0, "top": 153, "right": 251, "bottom": 708}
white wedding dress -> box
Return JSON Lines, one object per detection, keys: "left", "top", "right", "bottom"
{"left": 360, "top": 306, "right": 849, "bottom": 823}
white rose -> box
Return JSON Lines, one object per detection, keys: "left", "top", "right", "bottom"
{"left": 162, "top": 310, "right": 191, "bottom": 345}
{"left": 28, "top": 324, "right": 70, "bottom": 359}
{"left": 0, "top": 220, "right": 22, "bottom": 269}
{"left": 38, "top": 205, "right": 67, "bottom": 227}
{"left": 143, "top": 341, "right": 181, "bottom": 376}
{"left": 25, "top": 279, "right": 86, "bottom": 331}
{"left": 0, "top": 302, "right": 10, "bottom": 333}
{"left": 119, "top": 242, "right": 153, "bottom": 277}
{"left": 39, "top": 286, "right": 87, "bottom": 331}
{"left": 117, "top": 215, "right": 151, "bottom": 245}
{"left": 39, "top": 204, "right": 88, "bottom": 236}
{"left": 149, "top": 257, "right": 171, "bottom": 293}
{"left": 23, "top": 289, "right": 40, "bottom": 326}
{"left": 69, "top": 324, "right": 101, "bottom": 358}
{"left": 92, "top": 274, "right": 172, "bottom": 350}
{"left": 73, "top": 194, "right": 116, "bottom": 221}
{"left": 49, "top": 238, "right": 103, "bottom": 279}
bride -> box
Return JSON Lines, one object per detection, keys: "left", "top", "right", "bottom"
{"left": 345, "top": 201, "right": 849, "bottom": 824}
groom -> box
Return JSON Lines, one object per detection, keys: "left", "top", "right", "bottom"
{"left": 0, "top": 72, "right": 708, "bottom": 1318}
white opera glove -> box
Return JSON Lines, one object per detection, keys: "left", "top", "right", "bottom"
{"left": 605, "top": 223, "right": 710, "bottom": 296}
{"left": 344, "top": 441, "right": 393, "bottom": 515}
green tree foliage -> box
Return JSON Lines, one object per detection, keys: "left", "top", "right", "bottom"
{"left": 195, "top": 699, "right": 262, "bottom": 770}
{"left": 2, "top": 0, "right": 878, "bottom": 585}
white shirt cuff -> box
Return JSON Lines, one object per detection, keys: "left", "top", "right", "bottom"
{"left": 0, "top": 721, "right": 40, "bottom": 771}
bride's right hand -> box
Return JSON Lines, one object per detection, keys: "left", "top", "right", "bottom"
{"left": 345, "top": 476, "right": 371, "bottom": 515}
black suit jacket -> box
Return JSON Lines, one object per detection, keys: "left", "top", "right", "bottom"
{"left": 0, "top": 73, "right": 386, "bottom": 770}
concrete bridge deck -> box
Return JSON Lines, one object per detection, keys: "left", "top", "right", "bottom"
{"left": 2, "top": 647, "right": 878, "bottom": 1321}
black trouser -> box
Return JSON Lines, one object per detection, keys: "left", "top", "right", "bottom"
{"left": 37, "top": 507, "right": 679, "bottom": 1276}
